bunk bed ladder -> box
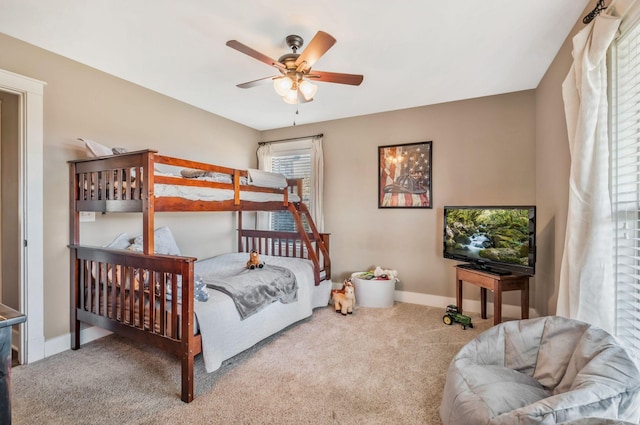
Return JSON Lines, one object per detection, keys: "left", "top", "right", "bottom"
{"left": 287, "top": 203, "right": 331, "bottom": 284}
{"left": 295, "top": 202, "right": 331, "bottom": 281}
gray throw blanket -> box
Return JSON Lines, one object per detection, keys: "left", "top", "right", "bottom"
{"left": 202, "top": 265, "right": 298, "bottom": 320}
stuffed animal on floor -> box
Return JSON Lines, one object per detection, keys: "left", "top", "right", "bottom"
{"left": 332, "top": 279, "right": 355, "bottom": 315}
{"left": 330, "top": 280, "right": 346, "bottom": 303}
{"left": 329, "top": 278, "right": 350, "bottom": 303}
{"left": 246, "top": 250, "right": 264, "bottom": 269}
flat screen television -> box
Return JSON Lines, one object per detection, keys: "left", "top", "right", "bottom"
{"left": 443, "top": 205, "right": 536, "bottom": 276}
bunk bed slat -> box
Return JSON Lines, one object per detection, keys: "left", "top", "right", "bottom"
{"left": 158, "top": 272, "right": 166, "bottom": 336}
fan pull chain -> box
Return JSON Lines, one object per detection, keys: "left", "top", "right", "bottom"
{"left": 293, "top": 106, "right": 299, "bottom": 126}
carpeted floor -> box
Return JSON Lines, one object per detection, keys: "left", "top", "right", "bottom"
{"left": 11, "top": 302, "right": 492, "bottom": 424}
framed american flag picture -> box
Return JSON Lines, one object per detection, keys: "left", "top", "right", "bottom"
{"left": 378, "top": 141, "right": 432, "bottom": 209}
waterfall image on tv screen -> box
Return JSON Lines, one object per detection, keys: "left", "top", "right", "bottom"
{"left": 444, "top": 207, "right": 531, "bottom": 268}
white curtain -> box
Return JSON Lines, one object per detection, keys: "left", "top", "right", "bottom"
{"left": 311, "top": 135, "right": 324, "bottom": 233}
{"left": 255, "top": 137, "right": 324, "bottom": 232}
{"left": 557, "top": 14, "right": 621, "bottom": 334}
{"left": 256, "top": 143, "right": 273, "bottom": 230}
{"left": 257, "top": 142, "right": 272, "bottom": 171}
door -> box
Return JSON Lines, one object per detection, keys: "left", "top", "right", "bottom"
{"left": 0, "top": 68, "right": 45, "bottom": 365}
{"left": 0, "top": 91, "right": 22, "bottom": 363}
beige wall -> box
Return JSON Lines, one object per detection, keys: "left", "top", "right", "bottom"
{"left": 264, "top": 1, "right": 596, "bottom": 317}
{"left": 0, "top": 0, "right": 590, "bottom": 342}
{"left": 534, "top": 0, "right": 598, "bottom": 316}
{"left": 0, "top": 33, "right": 260, "bottom": 339}
{"left": 534, "top": 34, "right": 572, "bottom": 317}
{"left": 263, "top": 91, "right": 536, "bottom": 305}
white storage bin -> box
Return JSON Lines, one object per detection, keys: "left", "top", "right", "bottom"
{"left": 350, "top": 272, "right": 396, "bottom": 308}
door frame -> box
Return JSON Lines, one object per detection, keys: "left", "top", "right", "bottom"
{"left": 0, "top": 68, "right": 45, "bottom": 364}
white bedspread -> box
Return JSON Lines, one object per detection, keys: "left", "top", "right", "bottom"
{"left": 193, "top": 252, "right": 331, "bottom": 372}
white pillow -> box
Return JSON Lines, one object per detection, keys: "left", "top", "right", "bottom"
{"left": 247, "top": 169, "right": 288, "bottom": 189}
{"left": 79, "top": 138, "right": 113, "bottom": 158}
{"left": 105, "top": 232, "right": 131, "bottom": 250}
{"left": 79, "top": 139, "right": 137, "bottom": 179}
{"left": 129, "top": 226, "right": 181, "bottom": 256}
{"left": 90, "top": 232, "right": 131, "bottom": 282}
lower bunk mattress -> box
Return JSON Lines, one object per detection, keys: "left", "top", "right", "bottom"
{"left": 193, "top": 252, "right": 331, "bottom": 372}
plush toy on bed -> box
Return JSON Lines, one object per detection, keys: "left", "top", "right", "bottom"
{"left": 332, "top": 279, "right": 356, "bottom": 315}
{"left": 246, "top": 250, "right": 264, "bottom": 269}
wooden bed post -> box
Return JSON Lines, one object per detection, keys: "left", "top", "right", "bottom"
{"left": 233, "top": 170, "right": 241, "bottom": 206}
{"left": 142, "top": 151, "right": 155, "bottom": 255}
{"left": 180, "top": 260, "right": 195, "bottom": 403}
{"left": 237, "top": 211, "right": 243, "bottom": 252}
{"left": 69, "top": 162, "right": 81, "bottom": 350}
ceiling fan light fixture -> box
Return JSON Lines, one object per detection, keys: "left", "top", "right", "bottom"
{"left": 282, "top": 89, "right": 299, "bottom": 104}
{"left": 274, "top": 76, "right": 294, "bottom": 97}
{"left": 228, "top": 31, "right": 362, "bottom": 105}
{"left": 298, "top": 79, "right": 317, "bottom": 101}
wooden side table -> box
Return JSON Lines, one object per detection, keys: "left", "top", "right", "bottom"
{"left": 455, "top": 265, "right": 529, "bottom": 325}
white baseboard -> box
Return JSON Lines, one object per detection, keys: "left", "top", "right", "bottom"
{"left": 44, "top": 326, "right": 112, "bottom": 358}
{"left": 40, "top": 290, "right": 536, "bottom": 361}
{"left": 394, "top": 290, "right": 539, "bottom": 319}
{"left": 26, "top": 334, "right": 45, "bottom": 364}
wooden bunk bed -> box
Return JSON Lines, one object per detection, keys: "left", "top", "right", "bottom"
{"left": 69, "top": 149, "right": 331, "bottom": 403}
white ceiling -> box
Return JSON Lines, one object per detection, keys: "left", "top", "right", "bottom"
{"left": 0, "top": 0, "right": 589, "bottom": 131}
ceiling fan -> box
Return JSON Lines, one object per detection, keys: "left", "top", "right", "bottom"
{"left": 226, "top": 31, "right": 364, "bottom": 104}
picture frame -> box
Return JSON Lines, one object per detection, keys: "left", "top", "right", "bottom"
{"left": 378, "top": 141, "right": 432, "bottom": 209}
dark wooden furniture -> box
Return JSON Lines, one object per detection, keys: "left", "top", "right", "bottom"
{"left": 0, "top": 304, "right": 26, "bottom": 425}
{"left": 69, "top": 150, "right": 331, "bottom": 403}
{"left": 455, "top": 265, "right": 529, "bottom": 325}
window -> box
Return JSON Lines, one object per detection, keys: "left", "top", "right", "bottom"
{"left": 271, "top": 152, "right": 312, "bottom": 231}
{"left": 257, "top": 136, "right": 323, "bottom": 233}
{"left": 611, "top": 17, "right": 640, "bottom": 353}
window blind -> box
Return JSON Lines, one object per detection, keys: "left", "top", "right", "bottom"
{"left": 271, "top": 153, "right": 312, "bottom": 231}
{"left": 612, "top": 19, "right": 640, "bottom": 353}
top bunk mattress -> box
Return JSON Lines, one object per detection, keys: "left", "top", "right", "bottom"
{"left": 154, "top": 167, "right": 300, "bottom": 203}
{"left": 154, "top": 183, "right": 300, "bottom": 203}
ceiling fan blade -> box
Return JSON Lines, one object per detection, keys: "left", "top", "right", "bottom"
{"left": 306, "top": 70, "right": 364, "bottom": 86}
{"left": 226, "top": 40, "right": 286, "bottom": 70}
{"left": 295, "top": 31, "right": 336, "bottom": 72}
{"left": 236, "top": 76, "right": 278, "bottom": 89}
